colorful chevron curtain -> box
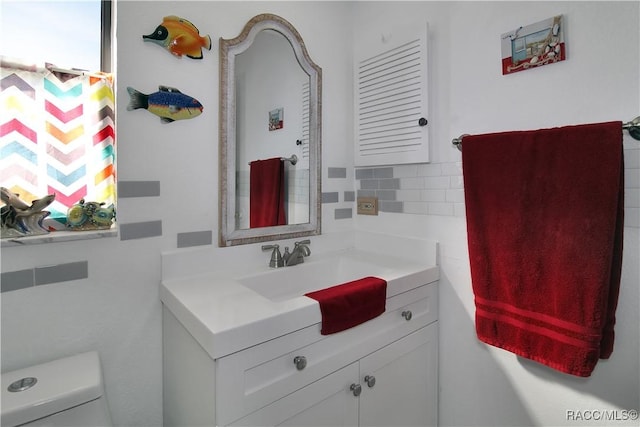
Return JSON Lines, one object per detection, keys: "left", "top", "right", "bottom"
{"left": 0, "top": 57, "right": 115, "bottom": 230}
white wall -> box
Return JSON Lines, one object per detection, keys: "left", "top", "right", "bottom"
{"left": 2, "top": 2, "right": 638, "bottom": 427}
{"left": 354, "top": 1, "right": 640, "bottom": 426}
{"left": 1, "top": 2, "right": 354, "bottom": 426}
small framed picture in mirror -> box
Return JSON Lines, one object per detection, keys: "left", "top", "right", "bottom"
{"left": 269, "top": 107, "right": 284, "bottom": 131}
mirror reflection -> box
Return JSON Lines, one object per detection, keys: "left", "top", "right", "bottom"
{"left": 219, "top": 14, "right": 322, "bottom": 247}
{"left": 235, "top": 29, "right": 310, "bottom": 229}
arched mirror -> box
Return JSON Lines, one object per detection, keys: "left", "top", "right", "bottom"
{"left": 219, "top": 14, "right": 322, "bottom": 246}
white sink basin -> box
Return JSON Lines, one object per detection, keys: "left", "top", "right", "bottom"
{"left": 237, "top": 251, "right": 393, "bottom": 302}
{"left": 160, "top": 232, "right": 439, "bottom": 359}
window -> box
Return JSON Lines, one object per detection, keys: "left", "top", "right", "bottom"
{"left": 1, "top": 0, "right": 111, "bottom": 72}
{"left": 1, "top": 1, "right": 115, "bottom": 234}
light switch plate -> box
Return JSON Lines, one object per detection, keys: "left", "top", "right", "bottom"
{"left": 357, "top": 197, "right": 378, "bottom": 215}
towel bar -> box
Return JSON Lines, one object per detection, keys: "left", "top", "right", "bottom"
{"left": 248, "top": 154, "right": 298, "bottom": 165}
{"left": 452, "top": 116, "right": 640, "bottom": 151}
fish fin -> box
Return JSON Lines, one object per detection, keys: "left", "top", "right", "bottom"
{"left": 165, "top": 15, "right": 201, "bottom": 34}
{"left": 187, "top": 52, "right": 204, "bottom": 60}
{"left": 161, "top": 117, "right": 175, "bottom": 124}
{"left": 163, "top": 15, "right": 186, "bottom": 23}
{"left": 168, "top": 105, "right": 180, "bottom": 114}
{"left": 158, "top": 86, "right": 182, "bottom": 93}
{"left": 203, "top": 35, "right": 212, "bottom": 51}
{"left": 126, "top": 87, "right": 148, "bottom": 111}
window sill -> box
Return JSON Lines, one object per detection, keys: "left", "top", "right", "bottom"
{"left": 1, "top": 227, "right": 118, "bottom": 248}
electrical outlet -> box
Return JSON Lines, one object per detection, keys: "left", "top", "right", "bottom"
{"left": 357, "top": 197, "right": 378, "bottom": 215}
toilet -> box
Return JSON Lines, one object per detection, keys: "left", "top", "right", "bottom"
{"left": 1, "top": 351, "right": 112, "bottom": 427}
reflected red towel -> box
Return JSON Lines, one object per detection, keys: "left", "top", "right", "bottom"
{"left": 305, "top": 276, "right": 387, "bottom": 335}
{"left": 250, "top": 157, "right": 286, "bottom": 228}
{"left": 463, "top": 121, "right": 624, "bottom": 377}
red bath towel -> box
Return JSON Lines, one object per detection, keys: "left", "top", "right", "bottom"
{"left": 305, "top": 276, "right": 387, "bottom": 335}
{"left": 250, "top": 157, "right": 286, "bottom": 228}
{"left": 462, "top": 121, "right": 624, "bottom": 377}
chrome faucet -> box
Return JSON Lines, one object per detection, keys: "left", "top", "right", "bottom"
{"left": 262, "top": 244, "right": 284, "bottom": 268}
{"left": 284, "top": 240, "right": 311, "bottom": 266}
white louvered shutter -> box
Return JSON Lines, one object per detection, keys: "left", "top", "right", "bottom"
{"left": 301, "top": 81, "right": 310, "bottom": 159}
{"left": 355, "top": 20, "right": 429, "bottom": 166}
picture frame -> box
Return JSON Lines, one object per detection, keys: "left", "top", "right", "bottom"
{"left": 269, "top": 107, "right": 284, "bottom": 131}
{"left": 501, "top": 15, "right": 565, "bottom": 75}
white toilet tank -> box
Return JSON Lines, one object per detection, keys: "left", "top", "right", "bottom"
{"left": 1, "top": 351, "right": 112, "bottom": 427}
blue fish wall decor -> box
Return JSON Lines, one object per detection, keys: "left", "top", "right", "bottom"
{"left": 126, "top": 86, "right": 203, "bottom": 123}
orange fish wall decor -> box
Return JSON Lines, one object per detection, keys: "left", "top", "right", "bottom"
{"left": 143, "top": 15, "right": 211, "bottom": 59}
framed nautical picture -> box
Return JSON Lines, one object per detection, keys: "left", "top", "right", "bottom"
{"left": 269, "top": 107, "right": 284, "bottom": 131}
{"left": 501, "top": 15, "right": 565, "bottom": 75}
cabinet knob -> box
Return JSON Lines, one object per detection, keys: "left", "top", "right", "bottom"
{"left": 350, "top": 383, "right": 362, "bottom": 397}
{"left": 364, "top": 375, "right": 376, "bottom": 388}
{"left": 418, "top": 117, "right": 428, "bottom": 127}
{"left": 293, "top": 356, "right": 307, "bottom": 370}
{"left": 402, "top": 310, "right": 413, "bottom": 321}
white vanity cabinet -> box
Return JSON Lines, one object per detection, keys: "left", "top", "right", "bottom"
{"left": 231, "top": 324, "right": 437, "bottom": 427}
{"left": 163, "top": 280, "right": 438, "bottom": 427}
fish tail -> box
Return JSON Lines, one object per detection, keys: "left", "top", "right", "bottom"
{"left": 203, "top": 35, "right": 212, "bottom": 51}
{"left": 126, "top": 87, "right": 149, "bottom": 111}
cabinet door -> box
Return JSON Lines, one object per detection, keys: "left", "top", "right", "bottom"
{"left": 229, "top": 362, "right": 360, "bottom": 427}
{"left": 359, "top": 324, "right": 438, "bottom": 427}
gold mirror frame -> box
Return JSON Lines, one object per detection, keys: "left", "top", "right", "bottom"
{"left": 219, "top": 14, "right": 322, "bottom": 247}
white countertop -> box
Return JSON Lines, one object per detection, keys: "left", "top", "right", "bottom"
{"left": 160, "top": 232, "right": 439, "bottom": 359}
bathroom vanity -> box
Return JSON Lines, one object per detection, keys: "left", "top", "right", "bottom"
{"left": 160, "top": 233, "right": 439, "bottom": 426}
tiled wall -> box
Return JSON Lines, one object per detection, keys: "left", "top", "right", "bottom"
{"left": 322, "top": 167, "right": 354, "bottom": 220}
{"left": 355, "top": 144, "right": 640, "bottom": 228}
{"left": 118, "top": 180, "right": 212, "bottom": 246}
{"left": 1, "top": 180, "right": 212, "bottom": 292}
{"left": 1, "top": 261, "right": 88, "bottom": 292}
{"left": 356, "top": 162, "right": 465, "bottom": 217}
{"left": 4, "top": 151, "right": 635, "bottom": 292}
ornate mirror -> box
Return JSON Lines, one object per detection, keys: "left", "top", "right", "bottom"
{"left": 219, "top": 14, "right": 322, "bottom": 246}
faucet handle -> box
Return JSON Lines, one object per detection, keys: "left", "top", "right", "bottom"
{"left": 295, "top": 239, "right": 311, "bottom": 246}
{"left": 262, "top": 244, "right": 284, "bottom": 268}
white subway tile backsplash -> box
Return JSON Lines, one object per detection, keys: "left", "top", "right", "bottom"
{"left": 624, "top": 208, "right": 640, "bottom": 228}
{"left": 421, "top": 189, "right": 446, "bottom": 202}
{"left": 400, "top": 177, "right": 425, "bottom": 189}
{"left": 403, "top": 202, "right": 429, "bottom": 215}
{"left": 428, "top": 202, "right": 455, "bottom": 216}
{"left": 353, "top": 154, "right": 638, "bottom": 227}
{"left": 416, "top": 163, "right": 442, "bottom": 176}
{"left": 441, "top": 162, "right": 463, "bottom": 176}
{"left": 454, "top": 203, "right": 467, "bottom": 218}
{"left": 625, "top": 168, "right": 639, "bottom": 188}
{"left": 396, "top": 189, "right": 422, "bottom": 202}
{"left": 626, "top": 188, "right": 639, "bottom": 208}
{"left": 449, "top": 175, "right": 464, "bottom": 189}
{"left": 424, "top": 176, "right": 450, "bottom": 189}
{"left": 393, "top": 164, "right": 419, "bottom": 178}
{"left": 446, "top": 188, "right": 465, "bottom": 203}
{"left": 623, "top": 147, "right": 639, "bottom": 168}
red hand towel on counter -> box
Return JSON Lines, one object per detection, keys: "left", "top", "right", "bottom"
{"left": 250, "top": 157, "right": 286, "bottom": 228}
{"left": 305, "top": 276, "right": 387, "bottom": 335}
{"left": 462, "top": 121, "right": 624, "bottom": 377}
